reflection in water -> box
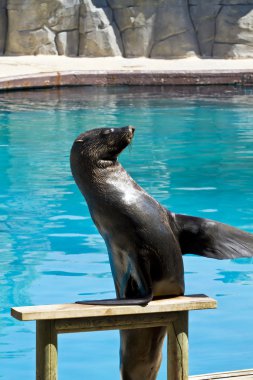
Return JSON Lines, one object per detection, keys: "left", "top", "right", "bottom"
{"left": 42, "top": 271, "right": 88, "bottom": 277}
{"left": 1, "top": 86, "right": 253, "bottom": 379}
{"left": 215, "top": 270, "right": 253, "bottom": 284}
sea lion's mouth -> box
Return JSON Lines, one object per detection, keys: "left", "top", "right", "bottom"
{"left": 126, "top": 126, "right": 135, "bottom": 144}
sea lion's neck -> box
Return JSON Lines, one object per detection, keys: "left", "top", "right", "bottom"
{"left": 76, "top": 159, "right": 130, "bottom": 203}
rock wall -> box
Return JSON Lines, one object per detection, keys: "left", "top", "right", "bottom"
{"left": 190, "top": 0, "right": 253, "bottom": 58}
{"left": 1, "top": 0, "right": 253, "bottom": 58}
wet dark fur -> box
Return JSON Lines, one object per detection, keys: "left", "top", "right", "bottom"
{"left": 70, "top": 126, "right": 253, "bottom": 380}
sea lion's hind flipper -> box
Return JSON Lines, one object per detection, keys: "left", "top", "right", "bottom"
{"left": 76, "top": 294, "right": 152, "bottom": 307}
{"left": 173, "top": 213, "right": 253, "bottom": 259}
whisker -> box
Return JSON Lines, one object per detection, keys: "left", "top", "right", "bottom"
{"left": 128, "top": 140, "right": 133, "bottom": 152}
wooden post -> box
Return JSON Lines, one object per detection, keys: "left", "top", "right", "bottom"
{"left": 167, "top": 311, "right": 188, "bottom": 380}
{"left": 36, "top": 320, "right": 58, "bottom": 380}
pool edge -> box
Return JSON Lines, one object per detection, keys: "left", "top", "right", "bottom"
{"left": 1, "top": 70, "right": 253, "bottom": 91}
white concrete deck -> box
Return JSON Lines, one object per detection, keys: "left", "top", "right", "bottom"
{"left": 0, "top": 56, "right": 253, "bottom": 78}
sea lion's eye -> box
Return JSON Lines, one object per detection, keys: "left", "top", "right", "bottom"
{"left": 102, "top": 128, "right": 114, "bottom": 136}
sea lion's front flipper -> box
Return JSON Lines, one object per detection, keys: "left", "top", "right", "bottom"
{"left": 76, "top": 294, "right": 152, "bottom": 306}
{"left": 173, "top": 213, "right": 253, "bottom": 259}
{"left": 76, "top": 249, "right": 154, "bottom": 306}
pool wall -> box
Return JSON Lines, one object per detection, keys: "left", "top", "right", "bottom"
{"left": 2, "top": 1, "right": 253, "bottom": 59}
{"left": 1, "top": 69, "right": 253, "bottom": 91}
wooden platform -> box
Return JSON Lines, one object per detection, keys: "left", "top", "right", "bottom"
{"left": 11, "top": 296, "right": 252, "bottom": 380}
{"left": 11, "top": 294, "right": 216, "bottom": 322}
{"left": 190, "top": 369, "right": 253, "bottom": 379}
{"left": 11, "top": 294, "right": 218, "bottom": 380}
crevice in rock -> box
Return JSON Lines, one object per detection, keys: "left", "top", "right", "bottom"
{"left": 107, "top": 2, "right": 125, "bottom": 56}
{"left": 54, "top": 33, "right": 58, "bottom": 54}
{"left": 214, "top": 41, "right": 253, "bottom": 46}
{"left": 0, "top": 2, "right": 7, "bottom": 55}
{"left": 220, "top": 3, "right": 251, "bottom": 5}
{"left": 155, "top": 28, "right": 190, "bottom": 43}
{"left": 19, "top": 27, "right": 45, "bottom": 33}
{"left": 77, "top": 0, "right": 83, "bottom": 56}
{"left": 187, "top": 0, "right": 201, "bottom": 56}
{"left": 55, "top": 28, "right": 78, "bottom": 33}
{"left": 212, "top": 5, "right": 223, "bottom": 57}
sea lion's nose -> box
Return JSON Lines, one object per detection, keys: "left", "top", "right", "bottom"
{"left": 128, "top": 126, "right": 135, "bottom": 134}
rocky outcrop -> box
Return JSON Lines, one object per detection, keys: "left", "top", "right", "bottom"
{"left": 2, "top": 0, "right": 253, "bottom": 58}
{"left": 6, "top": 0, "right": 80, "bottom": 55}
{"left": 189, "top": 1, "right": 221, "bottom": 57}
{"left": 112, "top": 0, "right": 157, "bottom": 57}
{"left": 189, "top": 0, "right": 253, "bottom": 58}
{"left": 150, "top": 0, "right": 199, "bottom": 58}
{"left": 213, "top": 5, "right": 253, "bottom": 58}
{"left": 79, "top": 0, "right": 122, "bottom": 57}
{"left": 110, "top": 0, "right": 199, "bottom": 58}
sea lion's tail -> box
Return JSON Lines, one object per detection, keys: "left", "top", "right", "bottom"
{"left": 172, "top": 213, "right": 253, "bottom": 259}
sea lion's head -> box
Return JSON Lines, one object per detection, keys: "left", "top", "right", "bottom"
{"left": 71, "top": 126, "right": 135, "bottom": 168}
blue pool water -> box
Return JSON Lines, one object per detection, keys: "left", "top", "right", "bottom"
{"left": 1, "top": 86, "right": 253, "bottom": 379}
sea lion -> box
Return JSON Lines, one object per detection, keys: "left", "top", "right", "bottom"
{"left": 70, "top": 126, "right": 253, "bottom": 380}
